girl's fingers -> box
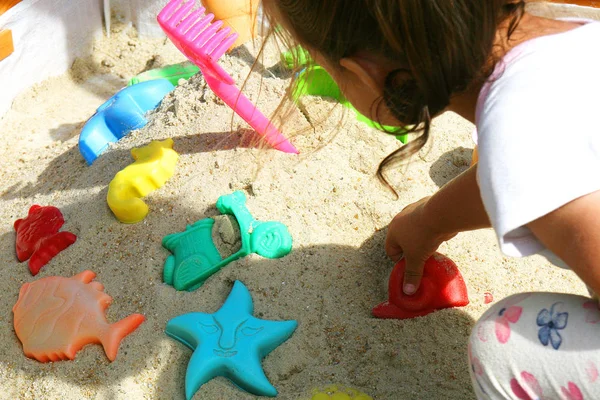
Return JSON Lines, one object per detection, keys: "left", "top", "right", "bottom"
{"left": 384, "top": 234, "right": 403, "bottom": 261}
{"left": 391, "top": 251, "right": 404, "bottom": 262}
{"left": 403, "top": 257, "right": 425, "bottom": 295}
{"left": 387, "top": 248, "right": 404, "bottom": 262}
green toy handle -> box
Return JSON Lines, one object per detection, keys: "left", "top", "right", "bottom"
{"left": 216, "top": 191, "right": 256, "bottom": 233}
{"left": 281, "top": 46, "right": 312, "bottom": 70}
{"left": 282, "top": 47, "right": 408, "bottom": 143}
{"left": 128, "top": 62, "right": 200, "bottom": 87}
{"left": 216, "top": 191, "right": 293, "bottom": 257}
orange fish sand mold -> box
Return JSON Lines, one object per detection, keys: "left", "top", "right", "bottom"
{"left": 12, "top": 270, "right": 145, "bottom": 362}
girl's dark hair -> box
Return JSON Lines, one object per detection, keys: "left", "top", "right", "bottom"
{"left": 262, "top": 0, "right": 525, "bottom": 192}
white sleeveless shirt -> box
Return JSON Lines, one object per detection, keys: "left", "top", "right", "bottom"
{"left": 475, "top": 20, "right": 600, "bottom": 269}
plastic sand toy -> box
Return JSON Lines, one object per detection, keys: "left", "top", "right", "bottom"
{"left": 165, "top": 280, "right": 297, "bottom": 399}
{"left": 281, "top": 46, "right": 312, "bottom": 70}
{"left": 107, "top": 139, "right": 179, "bottom": 224}
{"left": 310, "top": 385, "right": 373, "bottom": 400}
{"left": 162, "top": 191, "right": 292, "bottom": 291}
{"left": 14, "top": 205, "right": 77, "bottom": 275}
{"left": 282, "top": 47, "right": 408, "bottom": 143}
{"left": 293, "top": 66, "right": 406, "bottom": 142}
{"left": 372, "top": 254, "right": 469, "bottom": 319}
{"left": 128, "top": 62, "right": 200, "bottom": 87}
{"left": 202, "top": 0, "right": 260, "bottom": 49}
{"left": 158, "top": 0, "right": 298, "bottom": 154}
{"left": 78, "top": 79, "right": 175, "bottom": 165}
{"left": 12, "top": 270, "right": 145, "bottom": 362}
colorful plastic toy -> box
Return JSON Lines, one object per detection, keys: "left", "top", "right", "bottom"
{"left": 107, "top": 139, "right": 179, "bottom": 224}
{"left": 165, "top": 280, "right": 297, "bottom": 399}
{"left": 162, "top": 191, "right": 292, "bottom": 291}
{"left": 281, "top": 46, "right": 312, "bottom": 70}
{"left": 14, "top": 205, "right": 77, "bottom": 276}
{"left": 158, "top": 0, "right": 299, "bottom": 154}
{"left": 372, "top": 254, "right": 469, "bottom": 319}
{"left": 12, "top": 270, "right": 145, "bottom": 362}
{"left": 128, "top": 62, "right": 200, "bottom": 87}
{"left": 78, "top": 79, "right": 175, "bottom": 165}
{"left": 484, "top": 292, "right": 493, "bottom": 304}
{"left": 281, "top": 47, "right": 408, "bottom": 143}
{"left": 202, "top": 0, "right": 260, "bottom": 49}
{"left": 311, "top": 385, "right": 373, "bottom": 400}
{"left": 293, "top": 65, "right": 407, "bottom": 143}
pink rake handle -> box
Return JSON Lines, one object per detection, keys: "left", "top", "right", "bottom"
{"left": 157, "top": 0, "right": 298, "bottom": 154}
{"left": 203, "top": 74, "right": 297, "bottom": 152}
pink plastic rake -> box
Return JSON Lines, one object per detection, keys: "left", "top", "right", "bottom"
{"left": 157, "top": 0, "right": 298, "bottom": 154}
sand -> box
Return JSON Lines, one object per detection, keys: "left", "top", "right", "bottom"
{"left": 0, "top": 18, "right": 589, "bottom": 400}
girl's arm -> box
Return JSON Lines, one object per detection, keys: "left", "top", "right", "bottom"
{"left": 528, "top": 190, "right": 600, "bottom": 295}
{"left": 423, "top": 164, "right": 491, "bottom": 234}
{"left": 386, "top": 164, "right": 491, "bottom": 294}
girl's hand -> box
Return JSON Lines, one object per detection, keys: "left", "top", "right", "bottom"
{"left": 385, "top": 166, "right": 491, "bottom": 295}
{"left": 385, "top": 197, "right": 457, "bottom": 295}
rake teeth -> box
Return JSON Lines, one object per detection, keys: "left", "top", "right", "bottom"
{"left": 202, "top": 26, "right": 231, "bottom": 54}
{"left": 177, "top": 8, "right": 203, "bottom": 34}
{"left": 193, "top": 19, "right": 223, "bottom": 48}
{"left": 170, "top": 0, "right": 194, "bottom": 25}
{"left": 158, "top": 0, "right": 184, "bottom": 23}
{"left": 212, "top": 32, "right": 239, "bottom": 59}
{"left": 184, "top": 13, "right": 214, "bottom": 42}
{"left": 158, "top": 0, "right": 239, "bottom": 79}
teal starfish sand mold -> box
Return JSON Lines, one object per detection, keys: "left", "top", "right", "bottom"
{"left": 165, "top": 281, "right": 298, "bottom": 399}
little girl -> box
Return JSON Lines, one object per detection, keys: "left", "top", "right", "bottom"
{"left": 262, "top": 0, "right": 600, "bottom": 398}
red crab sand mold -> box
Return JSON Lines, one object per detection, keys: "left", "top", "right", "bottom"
{"left": 372, "top": 254, "right": 469, "bottom": 319}
{"left": 14, "top": 205, "right": 77, "bottom": 275}
{"left": 12, "top": 270, "right": 145, "bottom": 362}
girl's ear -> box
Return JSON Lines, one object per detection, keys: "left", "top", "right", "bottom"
{"left": 339, "top": 55, "right": 390, "bottom": 94}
